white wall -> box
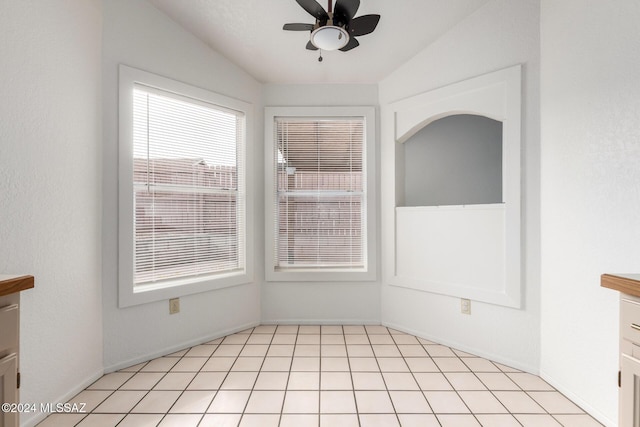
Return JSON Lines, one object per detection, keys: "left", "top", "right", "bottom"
{"left": 539, "top": 1, "right": 640, "bottom": 425}
{"left": 261, "top": 84, "right": 381, "bottom": 324}
{"left": 102, "top": 0, "right": 263, "bottom": 370}
{"left": 378, "top": 0, "right": 541, "bottom": 372}
{"left": 0, "top": 1, "right": 104, "bottom": 426}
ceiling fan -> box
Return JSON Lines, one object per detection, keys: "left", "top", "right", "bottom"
{"left": 283, "top": 0, "right": 380, "bottom": 60}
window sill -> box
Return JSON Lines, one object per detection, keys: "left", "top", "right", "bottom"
{"left": 265, "top": 268, "right": 376, "bottom": 283}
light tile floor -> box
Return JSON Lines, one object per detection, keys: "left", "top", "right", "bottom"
{"left": 37, "top": 325, "right": 603, "bottom": 427}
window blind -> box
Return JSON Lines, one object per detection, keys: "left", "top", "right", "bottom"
{"left": 133, "top": 85, "right": 245, "bottom": 286}
{"left": 273, "top": 117, "right": 365, "bottom": 270}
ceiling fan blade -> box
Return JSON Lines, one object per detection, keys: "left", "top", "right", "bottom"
{"left": 296, "top": 0, "right": 328, "bottom": 22}
{"left": 347, "top": 14, "right": 380, "bottom": 37}
{"left": 339, "top": 37, "right": 359, "bottom": 52}
{"left": 306, "top": 40, "right": 319, "bottom": 50}
{"left": 334, "top": 0, "right": 360, "bottom": 24}
{"left": 283, "top": 23, "right": 315, "bottom": 31}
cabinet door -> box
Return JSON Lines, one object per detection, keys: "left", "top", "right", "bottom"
{"left": 621, "top": 353, "right": 640, "bottom": 427}
{"left": 0, "top": 353, "right": 18, "bottom": 427}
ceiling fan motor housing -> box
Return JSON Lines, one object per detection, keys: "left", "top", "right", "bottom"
{"left": 310, "top": 16, "right": 350, "bottom": 51}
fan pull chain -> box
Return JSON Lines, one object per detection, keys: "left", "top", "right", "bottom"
{"left": 318, "top": 49, "right": 323, "bottom": 62}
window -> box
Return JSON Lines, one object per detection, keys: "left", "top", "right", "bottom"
{"left": 119, "top": 65, "right": 252, "bottom": 307}
{"left": 265, "top": 107, "right": 376, "bottom": 282}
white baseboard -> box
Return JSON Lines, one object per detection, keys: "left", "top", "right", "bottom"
{"left": 21, "top": 367, "right": 104, "bottom": 427}
{"left": 261, "top": 318, "right": 381, "bottom": 326}
{"left": 381, "top": 320, "right": 538, "bottom": 374}
{"left": 103, "top": 321, "right": 260, "bottom": 373}
{"left": 540, "top": 370, "right": 616, "bottom": 427}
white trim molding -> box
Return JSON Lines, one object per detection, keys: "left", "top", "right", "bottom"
{"left": 264, "top": 106, "right": 377, "bottom": 283}
{"left": 381, "top": 65, "right": 522, "bottom": 308}
{"left": 118, "top": 65, "right": 254, "bottom": 307}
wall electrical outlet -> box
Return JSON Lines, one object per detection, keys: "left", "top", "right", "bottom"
{"left": 169, "top": 298, "right": 180, "bottom": 314}
{"left": 461, "top": 298, "right": 471, "bottom": 315}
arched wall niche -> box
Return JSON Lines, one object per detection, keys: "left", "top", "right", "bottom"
{"left": 382, "top": 65, "right": 522, "bottom": 308}
{"left": 397, "top": 109, "right": 504, "bottom": 145}
{"left": 401, "top": 113, "right": 503, "bottom": 207}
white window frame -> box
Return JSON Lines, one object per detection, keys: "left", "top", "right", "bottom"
{"left": 118, "top": 65, "right": 253, "bottom": 307}
{"left": 264, "top": 106, "right": 377, "bottom": 282}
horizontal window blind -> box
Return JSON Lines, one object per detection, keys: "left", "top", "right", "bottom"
{"left": 133, "top": 85, "right": 245, "bottom": 286}
{"left": 274, "top": 118, "right": 365, "bottom": 270}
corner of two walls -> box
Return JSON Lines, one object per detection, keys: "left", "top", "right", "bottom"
{"left": 260, "top": 84, "right": 382, "bottom": 326}
{"left": 101, "top": 0, "right": 262, "bottom": 372}
{"left": 378, "top": 0, "right": 541, "bottom": 373}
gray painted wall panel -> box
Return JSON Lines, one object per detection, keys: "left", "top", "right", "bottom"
{"left": 402, "top": 114, "right": 502, "bottom": 206}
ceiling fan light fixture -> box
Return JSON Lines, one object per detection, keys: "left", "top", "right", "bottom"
{"left": 310, "top": 25, "right": 349, "bottom": 51}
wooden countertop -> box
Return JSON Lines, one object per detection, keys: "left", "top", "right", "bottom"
{"left": 601, "top": 274, "right": 640, "bottom": 297}
{"left": 0, "top": 275, "right": 34, "bottom": 297}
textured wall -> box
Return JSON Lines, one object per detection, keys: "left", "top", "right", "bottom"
{"left": 379, "top": 0, "right": 541, "bottom": 372}
{"left": 0, "top": 1, "right": 104, "bottom": 426}
{"left": 540, "top": 1, "right": 640, "bottom": 425}
{"left": 101, "top": 0, "right": 263, "bottom": 370}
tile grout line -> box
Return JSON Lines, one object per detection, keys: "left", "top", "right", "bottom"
{"left": 166, "top": 334, "right": 234, "bottom": 427}
{"left": 346, "top": 325, "right": 363, "bottom": 427}
{"left": 433, "top": 342, "right": 503, "bottom": 427}
{"left": 275, "top": 324, "right": 299, "bottom": 427}
{"left": 389, "top": 330, "right": 439, "bottom": 425}
{"left": 191, "top": 332, "right": 247, "bottom": 426}
{"left": 118, "top": 356, "right": 182, "bottom": 427}
{"left": 371, "top": 326, "right": 406, "bottom": 427}
{"left": 458, "top": 357, "right": 526, "bottom": 426}
{"left": 88, "top": 357, "right": 181, "bottom": 426}
{"left": 237, "top": 325, "right": 276, "bottom": 427}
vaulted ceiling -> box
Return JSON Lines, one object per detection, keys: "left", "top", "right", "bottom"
{"left": 148, "top": 0, "right": 490, "bottom": 84}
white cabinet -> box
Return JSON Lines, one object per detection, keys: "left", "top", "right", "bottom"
{"left": 0, "top": 297, "right": 19, "bottom": 427}
{"left": 621, "top": 352, "right": 640, "bottom": 427}
{"left": 620, "top": 293, "right": 640, "bottom": 427}
{"left": 0, "top": 275, "right": 33, "bottom": 427}
{"left": 601, "top": 274, "right": 640, "bottom": 427}
{"left": 0, "top": 354, "right": 18, "bottom": 427}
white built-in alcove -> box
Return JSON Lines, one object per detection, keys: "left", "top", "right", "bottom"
{"left": 382, "top": 65, "right": 522, "bottom": 308}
